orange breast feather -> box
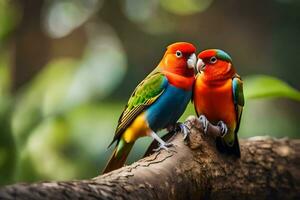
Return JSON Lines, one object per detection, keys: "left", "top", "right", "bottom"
{"left": 194, "top": 75, "right": 236, "bottom": 128}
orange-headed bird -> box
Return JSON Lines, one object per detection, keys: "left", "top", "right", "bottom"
{"left": 103, "top": 42, "right": 197, "bottom": 174}
{"left": 193, "top": 49, "right": 244, "bottom": 157}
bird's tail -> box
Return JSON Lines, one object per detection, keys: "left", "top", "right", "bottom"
{"left": 102, "top": 140, "right": 134, "bottom": 174}
{"left": 216, "top": 131, "right": 240, "bottom": 158}
{"left": 231, "top": 132, "right": 241, "bottom": 157}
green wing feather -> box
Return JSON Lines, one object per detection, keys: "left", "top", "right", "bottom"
{"left": 108, "top": 70, "right": 167, "bottom": 147}
{"left": 232, "top": 74, "right": 244, "bottom": 133}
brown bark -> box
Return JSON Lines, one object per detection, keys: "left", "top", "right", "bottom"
{"left": 0, "top": 116, "right": 299, "bottom": 200}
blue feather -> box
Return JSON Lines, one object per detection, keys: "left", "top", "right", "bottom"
{"left": 145, "top": 83, "right": 191, "bottom": 131}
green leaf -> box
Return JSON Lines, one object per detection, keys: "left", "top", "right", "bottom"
{"left": 244, "top": 75, "right": 300, "bottom": 101}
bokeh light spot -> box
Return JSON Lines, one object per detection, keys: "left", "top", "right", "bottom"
{"left": 160, "top": 0, "right": 214, "bottom": 15}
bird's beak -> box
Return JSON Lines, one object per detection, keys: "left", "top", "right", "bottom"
{"left": 196, "top": 58, "right": 205, "bottom": 73}
{"left": 187, "top": 53, "right": 197, "bottom": 69}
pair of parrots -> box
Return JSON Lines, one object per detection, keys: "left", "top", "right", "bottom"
{"left": 103, "top": 42, "right": 244, "bottom": 174}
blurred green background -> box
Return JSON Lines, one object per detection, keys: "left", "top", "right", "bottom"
{"left": 0, "top": 0, "right": 299, "bottom": 185}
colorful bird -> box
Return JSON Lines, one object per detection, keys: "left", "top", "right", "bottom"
{"left": 103, "top": 42, "right": 197, "bottom": 174}
{"left": 193, "top": 49, "right": 244, "bottom": 157}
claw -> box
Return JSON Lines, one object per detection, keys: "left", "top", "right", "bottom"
{"left": 178, "top": 123, "right": 190, "bottom": 140}
{"left": 199, "top": 115, "right": 209, "bottom": 134}
{"left": 217, "top": 121, "right": 228, "bottom": 136}
{"left": 153, "top": 142, "right": 173, "bottom": 152}
{"left": 150, "top": 131, "right": 173, "bottom": 152}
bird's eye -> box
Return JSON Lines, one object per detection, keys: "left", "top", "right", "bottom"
{"left": 176, "top": 50, "right": 183, "bottom": 58}
{"left": 210, "top": 56, "right": 217, "bottom": 64}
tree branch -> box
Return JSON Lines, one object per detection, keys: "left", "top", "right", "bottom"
{"left": 0, "top": 116, "right": 299, "bottom": 200}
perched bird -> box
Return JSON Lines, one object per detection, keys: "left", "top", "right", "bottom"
{"left": 193, "top": 49, "right": 244, "bottom": 157}
{"left": 103, "top": 42, "right": 197, "bottom": 174}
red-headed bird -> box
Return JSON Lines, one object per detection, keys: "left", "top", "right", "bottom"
{"left": 193, "top": 49, "right": 244, "bottom": 157}
{"left": 103, "top": 42, "right": 197, "bottom": 174}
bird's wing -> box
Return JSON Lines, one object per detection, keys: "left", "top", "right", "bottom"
{"left": 108, "top": 71, "right": 167, "bottom": 147}
{"left": 232, "top": 74, "right": 244, "bottom": 133}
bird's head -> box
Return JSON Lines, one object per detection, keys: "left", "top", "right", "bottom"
{"left": 160, "top": 42, "right": 196, "bottom": 77}
{"left": 196, "top": 49, "right": 235, "bottom": 80}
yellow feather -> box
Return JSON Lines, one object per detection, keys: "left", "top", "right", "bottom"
{"left": 122, "top": 112, "right": 150, "bottom": 143}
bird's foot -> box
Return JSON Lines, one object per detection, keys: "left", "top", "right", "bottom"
{"left": 150, "top": 131, "right": 173, "bottom": 152}
{"left": 198, "top": 115, "right": 209, "bottom": 134}
{"left": 217, "top": 121, "right": 228, "bottom": 136}
{"left": 175, "top": 122, "right": 190, "bottom": 141}
{"left": 153, "top": 142, "right": 173, "bottom": 152}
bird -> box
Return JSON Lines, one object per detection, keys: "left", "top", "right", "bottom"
{"left": 193, "top": 49, "right": 244, "bottom": 157}
{"left": 102, "top": 42, "right": 197, "bottom": 174}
